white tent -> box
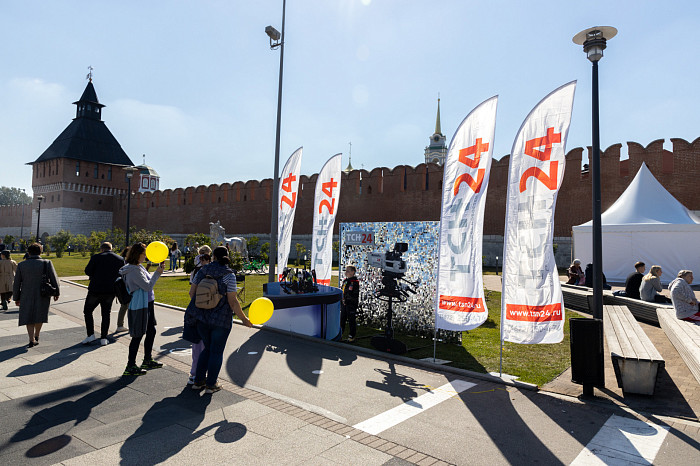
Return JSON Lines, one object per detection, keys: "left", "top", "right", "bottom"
{"left": 572, "top": 163, "right": 700, "bottom": 285}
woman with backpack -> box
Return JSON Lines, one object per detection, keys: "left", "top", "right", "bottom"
{"left": 119, "top": 242, "right": 165, "bottom": 376}
{"left": 189, "top": 246, "right": 252, "bottom": 393}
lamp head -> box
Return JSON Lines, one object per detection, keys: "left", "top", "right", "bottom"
{"left": 123, "top": 166, "right": 138, "bottom": 179}
{"left": 37, "top": 195, "right": 45, "bottom": 202}
{"left": 265, "top": 25, "right": 281, "bottom": 42}
{"left": 573, "top": 26, "right": 617, "bottom": 63}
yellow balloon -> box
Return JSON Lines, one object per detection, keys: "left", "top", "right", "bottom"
{"left": 146, "top": 241, "right": 169, "bottom": 263}
{"left": 249, "top": 297, "right": 274, "bottom": 325}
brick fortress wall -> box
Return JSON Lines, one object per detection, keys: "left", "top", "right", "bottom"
{"left": 3, "top": 137, "right": 699, "bottom": 239}
{"left": 117, "top": 137, "right": 700, "bottom": 238}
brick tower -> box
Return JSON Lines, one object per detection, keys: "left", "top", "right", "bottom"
{"left": 29, "top": 79, "right": 134, "bottom": 238}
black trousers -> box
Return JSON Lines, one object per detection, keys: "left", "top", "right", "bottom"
{"left": 84, "top": 291, "right": 115, "bottom": 338}
{"left": 340, "top": 303, "right": 357, "bottom": 338}
{"left": 128, "top": 301, "right": 157, "bottom": 367}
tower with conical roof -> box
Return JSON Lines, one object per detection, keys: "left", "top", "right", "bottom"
{"left": 424, "top": 98, "right": 447, "bottom": 165}
{"left": 29, "top": 78, "right": 135, "bottom": 237}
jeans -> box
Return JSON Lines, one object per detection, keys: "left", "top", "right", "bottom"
{"left": 340, "top": 303, "right": 357, "bottom": 338}
{"left": 195, "top": 321, "right": 231, "bottom": 386}
{"left": 169, "top": 254, "right": 176, "bottom": 271}
{"left": 190, "top": 341, "right": 205, "bottom": 377}
{"left": 128, "top": 301, "right": 156, "bottom": 367}
{"left": 117, "top": 302, "right": 128, "bottom": 328}
{"left": 84, "top": 292, "right": 115, "bottom": 338}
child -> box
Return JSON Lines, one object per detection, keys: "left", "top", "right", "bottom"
{"left": 184, "top": 253, "right": 210, "bottom": 384}
{"left": 340, "top": 266, "right": 360, "bottom": 342}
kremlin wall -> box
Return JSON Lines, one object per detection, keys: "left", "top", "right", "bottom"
{"left": 2, "top": 136, "right": 699, "bottom": 267}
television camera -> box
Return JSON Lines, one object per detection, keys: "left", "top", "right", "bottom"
{"left": 367, "top": 242, "right": 419, "bottom": 354}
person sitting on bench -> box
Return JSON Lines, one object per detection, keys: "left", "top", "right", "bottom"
{"left": 624, "top": 261, "right": 646, "bottom": 300}
{"left": 566, "top": 259, "right": 585, "bottom": 285}
{"left": 584, "top": 263, "right": 612, "bottom": 290}
{"left": 669, "top": 270, "right": 700, "bottom": 322}
{"left": 640, "top": 265, "right": 672, "bottom": 304}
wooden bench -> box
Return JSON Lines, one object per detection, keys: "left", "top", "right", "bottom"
{"left": 603, "top": 304, "right": 665, "bottom": 395}
{"left": 561, "top": 283, "right": 594, "bottom": 312}
{"left": 606, "top": 294, "right": 672, "bottom": 326}
{"left": 658, "top": 307, "right": 700, "bottom": 385}
{"left": 561, "top": 282, "right": 670, "bottom": 325}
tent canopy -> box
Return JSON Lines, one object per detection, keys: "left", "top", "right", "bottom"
{"left": 572, "top": 163, "right": 700, "bottom": 284}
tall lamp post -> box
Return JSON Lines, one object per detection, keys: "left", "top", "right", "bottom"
{"left": 573, "top": 26, "right": 616, "bottom": 320}
{"left": 35, "top": 195, "right": 45, "bottom": 244}
{"left": 124, "top": 166, "right": 138, "bottom": 248}
{"left": 266, "top": 0, "right": 286, "bottom": 282}
{"left": 20, "top": 188, "right": 26, "bottom": 243}
{"left": 573, "top": 26, "right": 617, "bottom": 397}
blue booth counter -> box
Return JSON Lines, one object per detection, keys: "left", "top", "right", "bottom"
{"left": 262, "top": 283, "right": 342, "bottom": 340}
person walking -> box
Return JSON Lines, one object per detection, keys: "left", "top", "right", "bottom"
{"left": 190, "top": 246, "right": 252, "bottom": 393}
{"left": 169, "top": 242, "right": 180, "bottom": 272}
{"left": 81, "top": 242, "right": 125, "bottom": 346}
{"left": 119, "top": 243, "right": 164, "bottom": 376}
{"left": 183, "top": 253, "right": 210, "bottom": 384}
{"left": 0, "top": 250, "right": 18, "bottom": 310}
{"left": 114, "top": 247, "right": 130, "bottom": 333}
{"left": 13, "top": 243, "right": 59, "bottom": 347}
{"left": 340, "top": 265, "right": 360, "bottom": 342}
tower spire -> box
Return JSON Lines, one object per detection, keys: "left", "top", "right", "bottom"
{"left": 344, "top": 142, "right": 354, "bottom": 173}
{"left": 435, "top": 95, "right": 442, "bottom": 135}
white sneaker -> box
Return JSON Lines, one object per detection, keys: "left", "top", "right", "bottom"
{"left": 81, "top": 334, "right": 96, "bottom": 345}
{"left": 100, "top": 338, "right": 108, "bottom": 346}
{"left": 115, "top": 326, "right": 128, "bottom": 333}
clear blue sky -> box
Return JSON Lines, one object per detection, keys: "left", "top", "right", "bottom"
{"left": 1, "top": 1, "right": 698, "bottom": 195}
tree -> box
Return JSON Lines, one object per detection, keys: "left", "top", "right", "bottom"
{"left": 247, "top": 236, "right": 260, "bottom": 259}
{"left": 130, "top": 229, "right": 173, "bottom": 246}
{"left": 88, "top": 231, "right": 108, "bottom": 255}
{"left": 184, "top": 233, "right": 211, "bottom": 253}
{"left": 231, "top": 251, "right": 245, "bottom": 271}
{"left": 260, "top": 242, "right": 270, "bottom": 262}
{"left": 104, "top": 228, "right": 125, "bottom": 251}
{"left": 72, "top": 234, "right": 88, "bottom": 256}
{"left": 48, "top": 230, "right": 72, "bottom": 258}
{"left": 295, "top": 243, "right": 307, "bottom": 266}
{"left": 4, "top": 235, "right": 15, "bottom": 247}
{"left": 0, "top": 187, "right": 31, "bottom": 205}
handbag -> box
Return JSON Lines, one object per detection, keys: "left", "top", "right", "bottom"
{"left": 114, "top": 276, "right": 132, "bottom": 305}
{"left": 40, "top": 261, "right": 58, "bottom": 297}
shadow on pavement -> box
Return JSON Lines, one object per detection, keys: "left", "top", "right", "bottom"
{"left": 7, "top": 343, "right": 100, "bottom": 377}
{"left": 119, "top": 387, "right": 246, "bottom": 464}
{"left": 226, "top": 330, "right": 358, "bottom": 388}
{"left": 365, "top": 363, "right": 430, "bottom": 402}
{"left": 8, "top": 378, "right": 133, "bottom": 445}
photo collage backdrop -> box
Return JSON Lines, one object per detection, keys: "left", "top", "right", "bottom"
{"left": 339, "top": 221, "right": 462, "bottom": 343}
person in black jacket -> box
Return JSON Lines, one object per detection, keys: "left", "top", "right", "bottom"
{"left": 624, "top": 261, "right": 645, "bottom": 300}
{"left": 82, "top": 242, "right": 125, "bottom": 346}
{"left": 340, "top": 266, "right": 360, "bottom": 342}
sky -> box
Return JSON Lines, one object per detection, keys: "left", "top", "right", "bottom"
{"left": 1, "top": 0, "right": 699, "bottom": 195}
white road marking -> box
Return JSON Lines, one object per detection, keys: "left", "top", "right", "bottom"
{"left": 247, "top": 351, "right": 258, "bottom": 355}
{"left": 312, "top": 370, "right": 323, "bottom": 374}
{"left": 571, "top": 414, "right": 669, "bottom": 465}
{"left": 353, "top": 379, "right": 476, "bottom": 435}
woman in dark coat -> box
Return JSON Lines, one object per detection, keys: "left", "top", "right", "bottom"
{"left": 13, "top": 243, "right": 59, "bottom": 347}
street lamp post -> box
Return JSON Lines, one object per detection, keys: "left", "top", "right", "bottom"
{"left": 266, "top": 0, "right": 286, "bottom": 283}
{"left": 573, "top": 26, "right": 617, "bottom": 397}
{"left": 124, "top": 167, "right": 138, "bottom": 248}
{"left": 573, "top": 26, "right": 616, "bottom": 320}
{"left": 36, "top": 195, "right": 45, "bottom": 244}
{"left": 20, "top": 189, "right": 26, "bottom": 243}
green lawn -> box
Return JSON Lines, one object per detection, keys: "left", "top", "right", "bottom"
{"left": 75, "top": 271, "right": 577, "bottom": 386}
{"left": 66, "top": 252, "right": 575, "bottom": 386}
